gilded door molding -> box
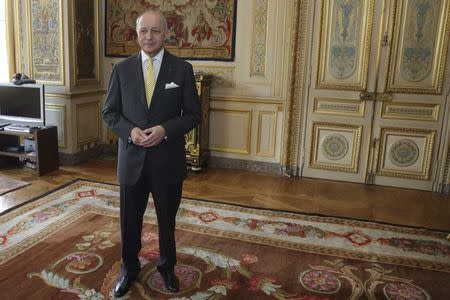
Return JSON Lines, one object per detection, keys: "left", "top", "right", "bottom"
{"left": 313, "top": 97, "right": 365, "bottom": 117}
{"left": 385, "top": 0, "right": 450, "bottom": 94}
{"left": 316, "top": 0, "right": 374, "bottom": 90}
{"left": 381, "top": 102, "right": 440, "bottom": 121}
{"left": 443, "top": 144, "right": 450, "bottom": 185}
{"left": 281, "top": 0, "right": 309, "bottom": 175}
{"left": 26, "top": 0, "right": 65, "bottom": 85}
{"left": 376, "top": 127, "right": 435, "bottom": 180}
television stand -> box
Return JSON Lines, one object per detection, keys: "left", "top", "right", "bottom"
{"left": 4, "top": 124, "right": 38, "bottom": 133}
{"left": 0, "top": 126, "right": 59, "bottom": 175}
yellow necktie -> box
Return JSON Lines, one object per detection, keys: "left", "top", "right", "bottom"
{"left": 145, "top": 58, "right": 155, "bottom": 107}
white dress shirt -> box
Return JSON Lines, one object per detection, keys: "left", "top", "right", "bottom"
{"left": 141, "top": 48, "right": 164, "bottom": 81}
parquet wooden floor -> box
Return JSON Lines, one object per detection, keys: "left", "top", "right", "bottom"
{"left": 0, "top": 159, "right": 449, "bottom": 231}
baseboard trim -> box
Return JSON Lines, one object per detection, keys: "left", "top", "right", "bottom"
{"left": 441, "top": 184, "right": 449, "bottom": 194}
{"left": 208, "top": 156, "right": 283, "bottom": 175}
{"left": 281, "top": 165, "right": 300, "bottom": 177}
{"left": 59, "top": 144, "right": 107, "bottom": 165}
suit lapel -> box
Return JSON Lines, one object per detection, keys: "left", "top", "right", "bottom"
{"left": 152, "top": 51, "right": 175, "bottom": 100}
{"left": 134, "top": 53, "right": 148, "bottom": 108}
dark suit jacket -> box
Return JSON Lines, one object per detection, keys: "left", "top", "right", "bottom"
{"left": 102, "top": 50, "right": 201, "bottom": 186}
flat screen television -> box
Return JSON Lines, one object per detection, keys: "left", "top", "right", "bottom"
{"left": 0, "top": 83, "right": 45, "bottom": 127}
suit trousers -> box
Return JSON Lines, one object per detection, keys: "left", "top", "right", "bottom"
{"left": 119, "top": 148, "right": 182, "bottom": 276}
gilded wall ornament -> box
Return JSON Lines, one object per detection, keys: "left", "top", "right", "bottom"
{"left": 321, "top": 133, "right": 349, "bottom": 160}
{"left": 389, "top": 139, "right": 420, "bottom": 167}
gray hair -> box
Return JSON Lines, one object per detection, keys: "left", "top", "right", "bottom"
{"left": 135, "top": 10, "right": 168, "bottom": 32}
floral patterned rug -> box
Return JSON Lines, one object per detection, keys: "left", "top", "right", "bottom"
{"left": 0, "top": 179, "right": 449, "bottom": 299}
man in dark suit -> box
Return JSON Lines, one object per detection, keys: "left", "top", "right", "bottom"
{"left": 102, "top": 10, "right": 201, "bottom": 298}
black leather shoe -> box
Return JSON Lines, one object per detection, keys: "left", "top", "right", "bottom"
{"left": 159, "top": 270, "right": 180, "bottom": 293}
{"left": 113, "top": 273, "right": 136, "bottom": 298}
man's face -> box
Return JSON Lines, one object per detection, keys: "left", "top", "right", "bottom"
{"left": 137, "top": 12, "right": 166, "bottom": 57}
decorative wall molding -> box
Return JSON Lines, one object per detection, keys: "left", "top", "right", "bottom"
{"left": 75, "top": 101, "right": 101, "bottom": 146}
{"left": 211, "top": 95, "right": 283, "bottom": 105}
{"left": 45, "top": 103, "right": 67, "bottom": 148}
{"left": 256, "top": 111, "right": 277, "bottom": 157}
{"left": 71, "top": 0, "right": 100, "bottom": 86}
{"left": 46, "top": 90, "right": 106, "bottom": 100}
{"left": 251, "top": 0, "right": 268, "bottom": 77}
{"left": 193, "top": 65, "right": 235, "bottom": 88}
{"left": 209, "top": 108, "right": 252, "bottom": 154}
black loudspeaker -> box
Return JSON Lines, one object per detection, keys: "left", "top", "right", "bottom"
{"left": 11, "top": 73, "right": 36, "bottom": 85}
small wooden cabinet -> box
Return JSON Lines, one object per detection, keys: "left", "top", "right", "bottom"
{"left": 0, "top": 126, "right": 59, "bottom": 175}
{"left": 185, "top": 74, "right": 211, "bottom": 170}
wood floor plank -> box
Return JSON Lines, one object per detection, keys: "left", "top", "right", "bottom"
{"left": 0, "top": 160, "right": 449, "bottom": 231}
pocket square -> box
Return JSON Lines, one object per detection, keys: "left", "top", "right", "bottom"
{"left": 165, "top": 82, "right": 179, "bottom": 89}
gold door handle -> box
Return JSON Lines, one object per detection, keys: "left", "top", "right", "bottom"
{"left": 360, "top": 91, "right": 377, "bottom": 101}
{"left": 359, "top": 91, "right": 392, "bottom": 102}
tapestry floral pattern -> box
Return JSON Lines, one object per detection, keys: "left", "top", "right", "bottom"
{"left": 25, "top": 232, "right": 435, "bottom": 299}
{"left": 28, "top": 229, "right": 115, "bottom": 299}
{"left": 105, "top": 0, "right": 237, "bottom": 60}
{"left": 1, "top": 182, "right": 449, "bottom": 267}
{"left": 0, "top": 181, "right": 448, "bottom": 299}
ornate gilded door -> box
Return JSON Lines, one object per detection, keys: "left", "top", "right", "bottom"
{"left": 302, "top": 0, "right": 450, "bottom": 191}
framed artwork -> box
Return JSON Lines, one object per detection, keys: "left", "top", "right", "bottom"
{"left": 105, "top": 0, "right": 237, "bottom": 61}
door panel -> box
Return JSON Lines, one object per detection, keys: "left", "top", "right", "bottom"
{"left": 309, "top": 122, "right": 362, "bottom": 173}
{"left": 371, "top": 0, "right": 450, "bottom": 190}
{"left": 385, "top": 0, "right": 450, "bottom": 94}
{"left": 375, "top": 127, "right": 435, "bottom": 180}
{"left": 302, "top": 0, "right": 380, "bottom": 183}
{"left": 316, "top": 0, "right": 375, "bottom": 90}
{"left": 302, "top": 0, "right": 450, "bottom": 191}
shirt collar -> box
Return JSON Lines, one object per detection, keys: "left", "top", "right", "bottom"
{"left": 141, "top": 48, "right": 164, "bottom": 63}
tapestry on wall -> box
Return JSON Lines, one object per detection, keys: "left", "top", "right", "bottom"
{"left": 30, "top": 0, "right": 64, "bottom": 84}
{"left": 105, "top": 0, "right": 237, "bottom": 61}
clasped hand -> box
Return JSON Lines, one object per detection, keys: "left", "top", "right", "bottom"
{"left": 130, "top": 125, "right": 166, "bottom": 147}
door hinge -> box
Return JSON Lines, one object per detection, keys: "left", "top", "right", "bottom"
{"left": 372, "top": 138, "right": 379, "bottom": 148}
{"left": 382, "top": 32, "right": 390, "bottom": 46}
{"left": 367, "top": 172, "right": 375, "bottom": 185}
